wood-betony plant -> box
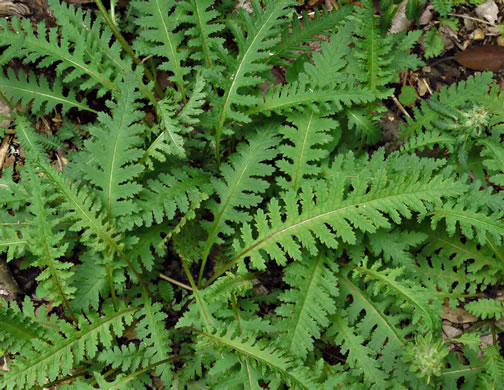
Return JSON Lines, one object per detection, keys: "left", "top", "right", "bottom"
{"left": 1, "top": 0, "right": 504, "bottom": 388}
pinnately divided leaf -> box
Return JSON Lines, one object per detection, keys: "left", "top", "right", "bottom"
{"left": 132, "top": 0, "right": 190, "bottom": 100}
{"left": 327, "top": 311, "right": 389, "bottom": 389}
{"left": 253, "top": 24, "right": 374, "bottom": 116}
{"left": 431, "top": 199, "right": 504, "bottom": 245}
{"left": 200, "top": 126, "right": 280, "bottom": 268}
{"left": 276, "top": 253, "right": 339, "bottom": 360}
{"left": 25, "top": 165, "right": 76, "bottom": 315}
{"left": 276, "top": 110, "right": 339, "bottom": 192}
{"left": 123, "top": 166, "right": 213, "bottom": 231}
{"left": 179, "top": 0, "right": 225, "bottom": 70}
{"left": 1, "top": 306, "right": 136, "bottom": 390}
{"left": 83, "top": 72, "right": 146, "bottom": 220}
{"left": 133, "top": 299, "right": 173, "bottom": 383}
{"left": 209, "top": 0, "right": 295, "bottom": 154}
{"left": 234, "top": 161, "right": 465, "bottom": 270}
{"left": 267, "top": 5, "right": 353, "bottom": 66}
{"left": 0, "top": 16, "right": 121, "bottom": 95}
{"left": 198, "top": 329, "right": 319, "bottom": 388}
{"left": 479, "top": 139, "right": 504, "bottom": 186}
{"left": 0, "top": 69, "right": 95, "bottom": 116}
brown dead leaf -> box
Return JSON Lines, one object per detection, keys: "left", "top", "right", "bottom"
{"left": 441, "top": 304, "right": 478, "bottom": 324}
{"left": 388, "top": 0, "right": 412, "bottom": 34}
{"left": 0, "top": 135, "right": 11, "bottom": 171}
{"left": 122, "top": 320, "right": 139, "bottom": 341}
{"left": 0, "top": 100, "right": 12, "bottom": 129}
{"left": 442, "top": 323, "right": 463, "bottom": 339}
{"left": 455, "top": 45, "right": 504, "bottom": 72}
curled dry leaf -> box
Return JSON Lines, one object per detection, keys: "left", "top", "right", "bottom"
{"left": 441, "top": 304, "right": 478, "bottom": 324}
{"left": 475, "top": 0, "right": 498, "bottom": 25}
{"left": 455, "top": 45, "right": 504, "bottom": 72}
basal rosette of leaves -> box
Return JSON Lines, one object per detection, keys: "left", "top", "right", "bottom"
{"left": 1, "top": 0, "right": 504, "bottom": 388}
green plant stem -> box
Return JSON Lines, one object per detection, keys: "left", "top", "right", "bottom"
{"left": 109, "top": 357, "right": 176, "bottom": 389}
{"left": 106, "top": 261, "right": 118, "bottom": 311}
{"left": 32, "top": 370, "right": 87, "bottom": 389}
{"left": 88, "top": 366, "right": 120, "bottom": 386}
{"left": 204, "top": 255, "right": 240, "bottom": 288}
{"left": 93, "top": 0, "right": 164, "bottom": 99}
{"left": 197, "top": 254, "right": 209, "bottom": 288}
{"left": 0, "top": 87, "right": 14, "bottom": 111}
{"left": 215, "top": 125, "right": 222, "bottom": 166}
{"left": 181, "top": 259, "right": 212, "bottom": 327}
{"left": 231, "top": 294, "right": 242, "bottom": 334}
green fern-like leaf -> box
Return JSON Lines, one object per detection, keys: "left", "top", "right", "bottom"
{"left": 345, "top": 106, "right": 382, "bottom": 144}
{"left": 133, "top": 298, "right": 173, "bottom": 383}
{"left": 414, "top": 223, "right": 502, "bottom": 303}
{"left": 234, "top": 156, "right": 465, "bottom": 270}
{"left": 127, "top": 225, "right": 169, "bottom": 272}
{"left": 479, "top": 139, "right": 504, "bottom": 186}
{"left": 198, "top": 328, "right": 319, "bottom": 388}
{"left": 13, "top": 114, "right": 47, "bottom": 157}
{"left": 48, "top": 0, "right": 132, "bottom": 76}
{"left": 200, "top": 127, "right": 280, "bottom": 273}
{"left": 208, "top": 0, "right": 295, "bottom": 154}
{"left": 132, "top": 0, "right": 190, "bottom": 100}
{"left": 1, "top": 305, "right": 136, "bottom": 390}
{"left": 401, "top": 72, "right": 493, "bottom": 138}
{"left": 276, "top": 253, "right": 339, "bottom": 360}
{"left": 253, "top": 24, "right": 374, "bottom": 116}
{"left": 24, "top": 164, "right": 76, "bottom": 315}
{"left": 0, "top": 297, "right": 48, "bottom": 355}
{"left": 143, "top": 76, "right": 206, "bottom": 164}
{"left": 0, "top": 167, "right": 29, "bottom": 261}
{"left": 38, "top": 162, "right": 124, "bottom": 256}
{"left": 441, "top": 346, "right": 482, "bottom": 390}
{"left": 203, "top": 272, "right": 254, "bottom": 304}
{"left": 400, "top": 129, "right": 456, "bottom": 154}
{"left": 431, "top": 0, "right": 452, "bottom": 16}
{"left": 267, "top": 5, "right": 353, "bottom": 66}
{"left": 180, "top": 0, "right": 224, "bottom": 70}
{"left": 0, "top": 16, "right": 121, "bottom": 96}
{"left": 337, "top": 270, "right": 407, "bottom": 372}
{"left": 0, "top": 227, "right": 26, "bottom": 262}
{"left": 465, "top": 298, "right": 504, "bottom": 320}
{"left": 483, "top": 345, "right": 504, "bottom": 384}
{"left": 431, "top": 199, "right": 504, "bottom": 246}
{"left": 327, "top": 310, "right": 389, "bottom": 389}
{"left": 0, "top": 69, "right": 95, "bottom": 116}
{"left": 123, "top": 166, "right": 212, "bottom": 231}
{"left": 346, "top": 258, "right": 442, "bottom": 332}
{"left": 349, "top": 0, "right": 423, "bottom": 98}
{"left": 366, "top": 228, "right": 427, "bottom": 271}
{"left": 276, "top": 110, "right": 338, "bottom": 192}
{"left": 98, "top": 343, "right": 147, "bottom": 373}
{"left": 69, "top": 254, "right": 127, "bottom": 313}
{"left": 83, "top": 72, "right": 146, "bottom": 220}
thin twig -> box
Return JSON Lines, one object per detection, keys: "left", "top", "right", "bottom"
{"left": 391, "top": 95, "right": 411, "bottom": 119}
{"left": 159, "top": 273, "right": 192, "bottom": 291}
{"left": 421, "top": 78, "right": 433, "bottom": 96}
{"left": 448, "top": 13, "right": 494, "bottom": 26}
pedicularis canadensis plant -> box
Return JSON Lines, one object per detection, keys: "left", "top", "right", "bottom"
{"left": 1, "top": 0, "right": 504, "bottom": 388}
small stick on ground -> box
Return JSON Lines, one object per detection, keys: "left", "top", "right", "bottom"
{"left": 391, "top": 95, "right": 411, "bottom": 119}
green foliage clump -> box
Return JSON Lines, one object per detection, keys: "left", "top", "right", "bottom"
{"left": 1, "top": 0, "right": 504, "bottom": 388}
